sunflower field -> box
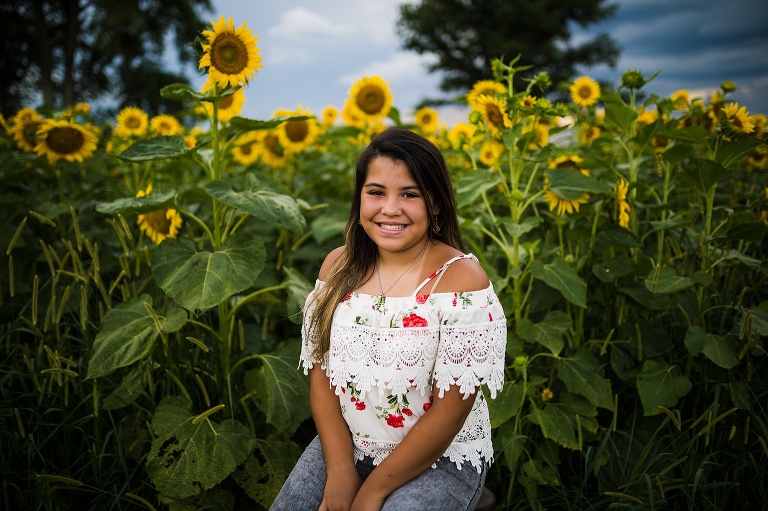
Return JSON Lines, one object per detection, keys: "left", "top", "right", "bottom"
{"left": 2, "top": 16, "right": 767, "bottom": 511}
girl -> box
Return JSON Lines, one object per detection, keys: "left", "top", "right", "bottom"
{"left": 271, "top": 127, "right": 507, "bottom": 511}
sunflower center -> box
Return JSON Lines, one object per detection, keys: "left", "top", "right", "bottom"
{"left": 240, "top": 144, "right": 253, "bottom": 155}
{"left": 577, "top": 86, "right": 593, "bottom": 100}
{"left": 285, "top": 121, "right": 309, "bottom": 142}
{"left": 210, "top": 33, "right": 249, "bottom": 75}
{"left": 125, "top": 116, "right": 141, "bottom": 129}
{"left": 219, "top": 94, "right": 234, "bottom": 109}
{"left": 145, "top": 210, "right": 172, "bottom": 234}
{"left": 23, "top": 121, "right": 42, "bottom": 146}
{"left": 46, "top": 126, "right": 84, "bottom": 155}
{"left": 356, "top": 85, "right": 386, "bottom": 114}
{"left": 421, "top": 114, "right": 432, "bottom": 124}
{"left": 485, "top": 105, "right": 503, "bottom": 127}
{"left": 264, "top": 134, "right": 284, "bottom": 156}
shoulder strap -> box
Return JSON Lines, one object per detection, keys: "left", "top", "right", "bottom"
{"left": 412, "top": 254, "right": 476, "bottom": 296}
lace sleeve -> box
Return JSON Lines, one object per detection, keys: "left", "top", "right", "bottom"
{"left": 433, "top": 289, "right": 507, "bottom": 399}
{"left": 299, "top": 280, "right": 325, "bottom": 373}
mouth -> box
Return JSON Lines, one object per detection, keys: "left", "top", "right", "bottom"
{"left": 377, "top": 223, "right": 407, "bottom": 232}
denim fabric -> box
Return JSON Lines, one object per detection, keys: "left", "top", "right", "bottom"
{"left": 270, "top": 436, "right": 487, "bottom": 511}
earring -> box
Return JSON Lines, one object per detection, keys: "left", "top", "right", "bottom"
{"left": 358, "top": 220, "right": 363, "bottom": 226}
{"left": 432, "top": 216, "right": 441, "bottom": 235}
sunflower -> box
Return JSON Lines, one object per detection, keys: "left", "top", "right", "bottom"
{"left": 258, "top": 130, "right": 287, "bottom": 168}
{"left": 149, "top": 114, "right": 184, "bottom": 137}
{"left": 136, "top": 184, "right": 183, "bottom": 245}
{"left": 636, "top": 109, "right": 659, "bottom": 126}
{"left": 570, "top": 76, "right": 601, "bottom": 108}
{"left": 543, "top": 155, "right": 590, "bottom": 216}
{"left": 519, "top": 95, "right": 537, "bottom": 109}
{"left": 651, "top": 134, "right": 670, "bottom": 154}
{"left": 274, "top": 105, "right": 320, "bottom": 153}
{"left": 347, "top": 75, "right": 393, "bottom": 124}
{"left": 9, "top": 107, "right": 43, "bottom": 152}
{"left": 616, "top": 179, "right": 630, "bottom": 228}
{"left": 541, "top": 388, "right": 554, "bottom": 402}
{"left": 750, "top": 114, "right": 766, "bottom": 138}
{"left": 670, "top": 90, "right": 690, "bottom": 110}
{"left": 231, "top": 131, "right": 260, "bottom": 166}
{"left": 114, "top": 107, "right": 149, "bottom": 138}
{"left": 748, "top": 146, "right": 767, "bottom": 170}
{"left": 342, "top": 98, "right": 365, "bottom": 128}
{"left": 413, "top": 106, "right": 439, "bottom": 134}
{"left": 466, "top": 79, "right": 506, "bottom": 109}
{"left": 74, "top": 103, "right": 91, "bottom": 115}
{"left": 721, "top": 103, "right": 755, "bottom": 135}
{"left": 478, "top": 139, "right": 504, "bottom": 167}
{"left": 474, "top": 95, "right": 512, "bottom": 138}
{"left": 522, "top": 119, "right": 549, "bottom": 150}
{"left": 322, "top": 106, "right": 339, "bottom": 126}
{"left": 199, "top": 81, "right": 246, "bottom": 122}
{"left": 447, "top": 122, "right": 478, "bottom": 150}
{"left": 579, "top": 124, "right": 601, "bottom": 145}
{"left": 199, "top": 16, "right": 263, "bottom": 88}
{"left": 34, "top": 119, "right": 98, "bottom": 165}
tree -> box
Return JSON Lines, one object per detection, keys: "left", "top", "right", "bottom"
{"left": 0, "top": 0, "right": 212, "bottom": 117}
{"left": 396, "top": 0, "right": 620, "bottom": 103}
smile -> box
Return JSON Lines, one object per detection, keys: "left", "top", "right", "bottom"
{"left": 377, "top": 223, "right": 407, "bottom": 232}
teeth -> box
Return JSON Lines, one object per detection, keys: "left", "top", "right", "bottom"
{"left": 379, "top": 224, "right": 405, "bottom": 231}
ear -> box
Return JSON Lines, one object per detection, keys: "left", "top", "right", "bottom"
{"left": 428, "top": 195, "right": 441, "bottom": 216}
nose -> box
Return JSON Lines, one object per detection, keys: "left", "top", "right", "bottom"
{"left": 380, "top": 194, "right": 401, "bottom": 215}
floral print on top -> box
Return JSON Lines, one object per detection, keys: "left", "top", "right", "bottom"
{"left": 300, "top": 254, "right": 507, "bottom": 472}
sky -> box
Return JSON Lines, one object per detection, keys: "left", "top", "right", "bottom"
{"left": 176, "top": 0, "right": 768, "bottom": 125}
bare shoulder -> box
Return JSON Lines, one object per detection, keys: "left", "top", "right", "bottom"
{"left": 318, "top": 246, "right": 346, "bottom": 280}
{"left": 433, "top": 255, "right": 490, "bottom": 294}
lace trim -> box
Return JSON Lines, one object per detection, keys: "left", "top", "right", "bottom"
{"left": 351, "top": 404, "right": 494, "bottom": 473}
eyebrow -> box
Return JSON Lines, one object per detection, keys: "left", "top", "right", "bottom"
{"left": 363, "top": 182, "right": 421, "bottom": 191}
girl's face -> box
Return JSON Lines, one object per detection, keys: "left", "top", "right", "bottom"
{"left": 359, "top": 156, "right": 434, "bottom": 256}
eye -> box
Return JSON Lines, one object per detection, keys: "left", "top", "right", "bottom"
{"left": 367, "top": 189, "right": 384, "bottom": 196}
{"left": 403, "top": 192, "right": 420, "bottom": 198}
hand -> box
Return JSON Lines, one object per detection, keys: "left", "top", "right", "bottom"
{"left": 318, "top": 465, "right": 363, "bottom": 511}
{"left": 349, "top": 485, "right": 386, "bottom": 511}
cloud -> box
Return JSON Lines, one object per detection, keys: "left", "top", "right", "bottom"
{"left": 268, "top": 7, "right": 350, "bottom": 42}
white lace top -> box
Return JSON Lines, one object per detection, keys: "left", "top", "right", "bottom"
{"left": 299, "top": 254, "right": 507, "bottom": 473}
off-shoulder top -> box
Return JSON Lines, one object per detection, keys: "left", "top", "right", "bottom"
{"left": 299, "top": 254, "right": 507, "bottom": 472}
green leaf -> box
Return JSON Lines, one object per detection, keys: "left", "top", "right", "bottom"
{"left": 516, "top": 310, "right": 570, "bottom": 355}
{"left": 619, "top": 285, "right": 674, "bottom": 310}
{"left": 118, "top": 136, "right": 190, "bottom": 162}
{"left": 556, "top": 349, "right": 613, "bottom": 409}
{"left": 160, "top": 83, "right": 206, "bottom": 102}
{"left": 87, "top": 295, "right": 183, "bottom": 379}
{"left": 102, "top": 366, "right": 145, "bottom": 410}
{"left": 715, "top": 137, "right": 762, "bottom": 168}
{"left": 596, "top": 225, "right": 642, "bottom": 248}
{"left": 455, "top": 169, "right": 502, "bottom": 208}
{"left": 95, "top": 190, "right": 176, "bottom": 215}
{"left": 592, "top": 256, "right": 633, "bottom": 283}
{"left": 531, "top": 257, "right": 587, "bottom": 308}
{"left": 664, "top": 126, "right": 709, "bottom": 145}
{"left": 676, "top": 158, "right": 729, "bottom": 193}
{"left": 527, "top": 393, "right": 598, "bottom": 450}
{"left": 522, "top": 458, "right": 559, "bottom": 485}
{"left": 645, "top": 266, "right": 695, "bottom": 294}
{"left": 311, "top": 212, "right": 347, "bottom": 243}
{"left": 152, "top": 235, "right": 266, "bottom": 313}
{"left": 602, "top": 93, "right": 638, "bottom": 133}
{"left": 487, "top": 380, "right": 525, "bottom": 428}
{"left": 546, "top": 167, "right": 613, "bottom": 200}
{"left": 722, "top": 221, "right": 767, "bottom": 244}
{"left": 146, "top": 396, "right": 253, "bottom": 500}
{"left": 684, "top": 326, "right": 740, "bottom": 369}
{"left": 635, "top": 360, "right": 692, "bottom": 416}
{"left": 204, "top": 181, "right": 306, "bottom": 234}
{"left": 233, "top": 438, "right": 302, "bottom": 508}
{"left": 282, "top": 267, "right": 314, "bottom": 325}
{"left": 243, "top": 340, "right": 310, "bottom": 434}
{"left": 229, "top": 115, "right": 311, "bottom": 132}
{"left": 501, "top": 216, "right": 541, "bottom": 238}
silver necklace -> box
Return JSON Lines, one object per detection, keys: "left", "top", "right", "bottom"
{"left": 376, "top": 240, "right": 428, "bottom": 296}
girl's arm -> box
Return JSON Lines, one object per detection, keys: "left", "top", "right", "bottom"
{"left": 310, "top": 365, "right": 363, "bottom": 510}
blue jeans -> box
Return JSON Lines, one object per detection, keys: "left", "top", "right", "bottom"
{"left": 270, "top": 436, "right": 487, "bottom": 511}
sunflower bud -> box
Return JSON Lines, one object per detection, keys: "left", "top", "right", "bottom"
{"left": 720, "top": 81, "right": 738, "bottom": 93}
{"left": 621, "top": 69, "right": 646, "bottom": 90}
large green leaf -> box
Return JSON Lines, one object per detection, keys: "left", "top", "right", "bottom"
{"left": 531, "top": 257, "right": 587, "bottom": 308}
{"left": 233, "top": 438, "right": 302, "bottom": 508}
{"left": 676, "top": 157, "right": 729, "bottom": 193}
{"left": 527, "top": 393, "right": 599, "bottom": 450}
{"left": 229, "top": 115, "right": 311, "bottom": 132}
{"left": 516, "top": 310, "right": 570, "bottom": 355}
{"left": 146, "top": 396, "right": 253, "bottom": 500}
{"left": 455, "top": 169, "right": 502, "bottom": 208}
{"left": 282, "top": 267, "right": 314, "bottom": 325}
{"left": 645, "top": 266, "right": 708, "bottom": 294}
{"left": 243, "top": 340, "right": 310, "bottom": 433}
{"left": 152, "top": 235, "right": 266, "bottom": 313}
{"left": 635, "top": 360, "right": 692, "bottom": 416}
{"left": 204, "top": 181, "right": 306, "bottom": 234}
{"left": 684, "top": 326, "right": 740, "bottom": 369}
{"left": 487, "top": 380, "right": 525, "bottom": 428}
{"left": 546, "top": 167, "right": 613, "bottom": 200}
{"left": 501, "top": 216, "right": 541, "bottom": 239}
{"left": 619, "top": 285, "right": 674, "bottom": 310}
{"left": 715, "top": 137, "right": 762, "bottom": 168}
{"left": 118, "top": 136, "right": 190, "bottom": 162}
{"left": 592, "top": 255, "right": 633, "bottom": 283}
{"left": 86, "top": 295, "right": 187, "bottom": 379}
{"left": 556, "top": 349, "right": 613, "bottom": 409}
{"left": 602, "top": 93, "right": 638, "bottom": 133}
{"left": 95, "top": 190, "right": 176, "bottom": 215}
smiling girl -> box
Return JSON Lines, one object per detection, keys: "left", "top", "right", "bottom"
{"left": 270, "top": 127, "right": 507, "bottom": 511}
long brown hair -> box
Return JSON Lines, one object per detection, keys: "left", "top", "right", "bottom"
{"left": 308, "top": 127, "right": 465, "bottom": 359}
